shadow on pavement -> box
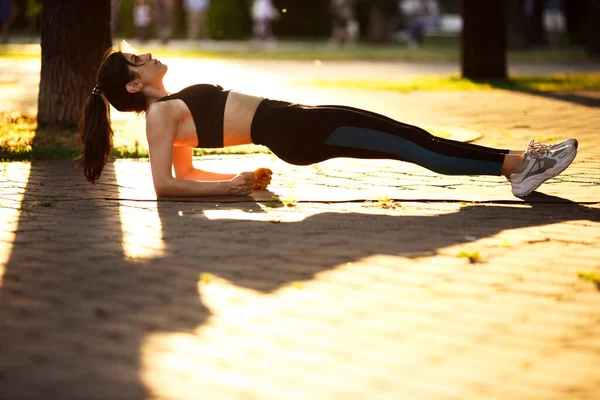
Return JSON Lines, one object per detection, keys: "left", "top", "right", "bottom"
{"left": 506, "top": 89, "right": 600, "bottom": 109}
{"left": 476, "top": 78, "right": 600, "bottom": 109}
{"left": 0, "top": 161, "right": 598, "bottom": 398}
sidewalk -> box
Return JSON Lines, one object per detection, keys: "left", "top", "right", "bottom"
{"left": 0, "top": 60, "right": 599, "bottom": 399}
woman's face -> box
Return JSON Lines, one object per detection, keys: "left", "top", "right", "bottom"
{"left": 123, "top": 52, "right": 168, "bottom": 87}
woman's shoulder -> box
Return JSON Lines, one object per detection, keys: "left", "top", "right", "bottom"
{"left": 147, "top": 99, "right": 173, "bottom": 117}
{"left": 146, "top": 100, "right": 178, "bottom": 130}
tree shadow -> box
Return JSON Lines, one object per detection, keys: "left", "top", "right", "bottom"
{"left": 0, "top": 161, "right": 598, "bottom": 398}
{"left": 474, "top": 77, "right": 600, "bottom": 108}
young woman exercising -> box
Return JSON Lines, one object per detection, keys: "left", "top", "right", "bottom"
{"left": 80, "top": 51, "right": 578, "bottom": 198}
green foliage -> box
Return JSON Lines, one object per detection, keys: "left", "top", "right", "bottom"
{"left": 25, "top": 0, "right": 43, "bottom": 18}
{"left": 207, "top": 0, "right": 253, "bottom": 40}
{"left": 115, "top": 0, "right": 136, "bottom": 38}
{"left": 114, "top": 0, "right": 188, "bottom": 39}
{"left": 438, "top": 0, "right": 460, "bottom": 14}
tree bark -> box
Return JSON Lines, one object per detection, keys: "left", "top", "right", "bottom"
{"left": 461, "top": 0, "right": 507, "bottom": 80}
{"left": 37, "top": 0, "right": 112, "bottom": 128}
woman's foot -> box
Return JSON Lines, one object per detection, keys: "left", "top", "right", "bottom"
{"left": 508, "top": 139, "right": 578, "bottom": 197}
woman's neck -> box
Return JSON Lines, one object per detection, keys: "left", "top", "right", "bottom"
{"left": 144, "top": 85, "right": 170, "bottom": 109}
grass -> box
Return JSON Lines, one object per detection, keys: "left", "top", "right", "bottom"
{"left": 365, "top": 196, "right": 403, "bottom": 210}
{"left": 199, "top": 272, "right": 214, "bottom": 284}
{"left": 0, "top": 112, "right": 272, "bottom": 161}
{"left": 0, "top": 113, "right": 82, "bottom": 160}
{"left": 577, "top": 271, "right": 600, "bottom": 285}
{"left": 1, "top": 38, "right": 598, "bottom": 63}
{"left": 300, "top": 73, "right": 600, "bottom": 93}
{"left": 457, "top": 249, "right": 482, "bottom": 264}
{"left": 34, "top": 198, "right": 57, "bottom": 207}
{"left": 279, "top": 196, "right": 298, "bottom": 208}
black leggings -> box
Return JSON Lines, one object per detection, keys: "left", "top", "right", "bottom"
{"left": 250, "top": 99, "right": 509, "bottom": 176}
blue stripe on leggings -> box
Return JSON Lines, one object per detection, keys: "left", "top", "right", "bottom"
{"left": 325, "top": 126, "right": 502, "bottom": 176}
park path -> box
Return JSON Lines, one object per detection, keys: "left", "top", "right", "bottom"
{"left": 0, "top": 55, "right": 599, "bottom": 399}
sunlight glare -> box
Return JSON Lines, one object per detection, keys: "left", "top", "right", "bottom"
{"left": 115, "top": 161, "right": 165, "bottom": 261}
{"left": 118, "top": 39, "right": 137, "bottom": 54}
{"left": 140, "top": 255, "right": 440, "bottom": 399}
{"left": 202, "top": 207, "right": 307, "bottom": 223}
{"left": 0, "top": 162, "right": 31, "bottom": 284}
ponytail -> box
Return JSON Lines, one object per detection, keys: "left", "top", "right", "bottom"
{"left": 78, "top": 92, "right": 113, "bottom": 183}
{"left": 78, "top": 50, "right": 147, "bottom": 183}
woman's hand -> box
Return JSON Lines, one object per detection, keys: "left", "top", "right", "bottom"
{"left": 228, "top": 172, "right": 255, "bottom": 196}
{"left": 253, "top": 168, "right": 273, "bottom": 190}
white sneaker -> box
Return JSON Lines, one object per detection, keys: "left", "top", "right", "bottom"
{"left": 548, "top": 138, "right": 578, "bottom": 151}
{"left": 509, "top": 139, "right": 578, "bottom": 197}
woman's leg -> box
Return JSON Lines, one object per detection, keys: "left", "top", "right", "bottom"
{"left": 319, "top": 104, "right": 529, "bottom": 176}
{"left": 252, "top": 102, "right": 512, "bottom": 176}
{"left": 318, "top": 104, "right": 509, "bottom": 156}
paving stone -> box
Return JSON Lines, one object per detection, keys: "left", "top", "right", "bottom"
{"left": 2, "top": 60, "right": 600, "bottom": 399}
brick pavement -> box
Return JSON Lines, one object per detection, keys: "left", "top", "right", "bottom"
{"left": 1, "top": 61, "right": 600, "bottom": 399}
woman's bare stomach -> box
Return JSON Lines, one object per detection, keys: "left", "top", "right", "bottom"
{"left": 222, "top": 91, "right": 265, "bottom": 147}
{"left": 169, "top": 90, "right": 265, "bottom": 148}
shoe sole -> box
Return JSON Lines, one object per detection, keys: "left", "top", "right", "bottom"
{"left": 512, "top": 147, "right": 577, "bottom": 197}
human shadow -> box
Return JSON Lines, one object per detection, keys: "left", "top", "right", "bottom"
{"left": 154, "top": 192, "right": 600, "bottom": 295}
{"left": 0, "top": 160, "right": 598, "bottom": 399}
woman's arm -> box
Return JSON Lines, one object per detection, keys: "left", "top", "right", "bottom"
{"left": 172, "top": 146, "right": 237, "bottom": 181}
{"left": 146, "top": 104, "right": 253, "bottom": 197}
{"left": 171, "top": 144, "right": 273, "bottom": 190}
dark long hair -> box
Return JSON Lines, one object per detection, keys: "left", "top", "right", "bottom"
{"left": 79, "top": 51, "right": 147, "bottom": 183}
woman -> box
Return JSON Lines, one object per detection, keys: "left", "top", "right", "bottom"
{"left": 80, "top": 51, "right": 577, "bottom": 198}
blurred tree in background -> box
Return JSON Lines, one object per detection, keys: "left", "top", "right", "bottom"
{"left": 275, "top": 0, "right": 329, "bottom": 38}
{"left": 461, "top": 0, "right": 507, "bottom": 79}
{"left": 438, "top": 0, "right": 460, "bottom": 13}
{"left": 207, "top": 0, "right": 253, "bottom": 39}
{"left": 565, "top": 0, "right": 600, "bottom": 55}
{"left": 4, "top": 0, "right": 600, "bottom": 54}
{"left": 507, "top": 0, "right": 547, "bottom": 50}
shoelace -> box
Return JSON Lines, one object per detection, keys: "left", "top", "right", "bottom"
{"left": 525, "top": 140, "right": 550, "bottom": 159}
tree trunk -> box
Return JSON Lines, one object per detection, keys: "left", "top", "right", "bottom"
{"left": 563, "top": 0, "right": 586, "bottom": 45}
{"left": 582, "top": 0, "right": 600, "bottom": 55}
{"left": 525, "top": 0, "right": 547, "bottom": 46}
{"left": 461, "top": 0, "right": 507, "bottom": 80}
{"left": 367, "top": 6, "right": 387, "bottom": 43}
{"left": 37, "top": 0, "right": 112, "bottom": 128}
{"left": 506, "top": 0, "right": 528, "bottom": 50}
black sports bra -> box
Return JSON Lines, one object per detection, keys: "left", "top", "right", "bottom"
{"left": 156, "top": 84, "right": 230, "bottom": 148}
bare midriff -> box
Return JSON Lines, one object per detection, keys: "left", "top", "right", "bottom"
{"left": 222, "top": 91, "right": 265, "bottom": 147}
{"left": 168, "top": 91, "right": 264, "bottom": 148}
